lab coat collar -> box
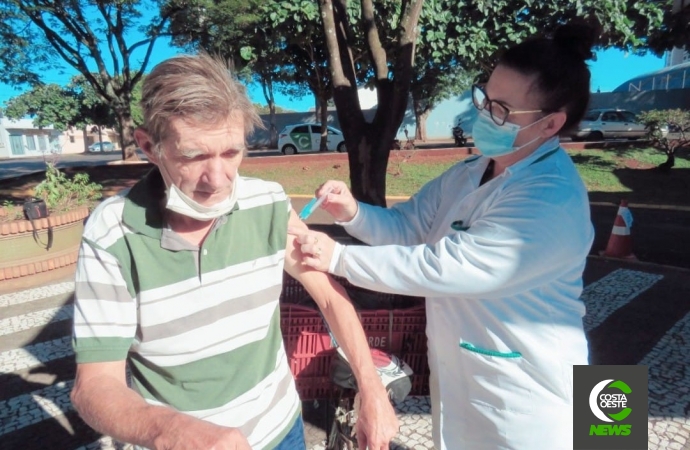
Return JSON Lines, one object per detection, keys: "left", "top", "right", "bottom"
{"left": 504, "top": 136, "right": 561, "bottom": 176}
{"left": 462, "top": 154, "right": 492, "bottom": 187}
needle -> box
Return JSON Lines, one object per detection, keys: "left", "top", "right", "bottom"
{"left": 299, "top": 188, "right": 333, "bottom": 220}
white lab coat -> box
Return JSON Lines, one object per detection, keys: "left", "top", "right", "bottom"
{"left": 330, "top": 138, "right": 594, "bottom": 449}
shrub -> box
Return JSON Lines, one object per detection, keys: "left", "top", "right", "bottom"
{"left": 34, "top": 163, "right": 103, "bottom": 212}
{"left": 637, "top": 109, "right": 690, "bottom": 170}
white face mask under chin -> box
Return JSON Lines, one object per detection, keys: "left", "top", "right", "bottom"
{"left": 165, "top": 180, "right": 238, "bottom": 221}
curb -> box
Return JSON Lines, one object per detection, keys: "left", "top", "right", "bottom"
{"left": 587, "top": 254, "right": 690, "bottom": 274}
{"left": 590, "top": 201, "right": 690, "bottom": 212}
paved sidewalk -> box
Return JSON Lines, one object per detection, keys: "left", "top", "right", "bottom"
{"left": 1, "top": 256, "right": 689, "bottom": 449}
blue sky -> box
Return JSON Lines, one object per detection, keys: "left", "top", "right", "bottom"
{"left": 0, "top": 42, "right": 667, "bottom": 113}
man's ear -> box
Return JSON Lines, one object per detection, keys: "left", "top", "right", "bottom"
{"left": 133, "top": 128, "right": 160, "bottom": 165}
{"left": 540, "top": 111, "right": 567, "bottom": 138}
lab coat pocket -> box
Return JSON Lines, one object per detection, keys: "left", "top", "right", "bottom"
{"left": 459, "top": 340, "right": 534, "bottom": 415}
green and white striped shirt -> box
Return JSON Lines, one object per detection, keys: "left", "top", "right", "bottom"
{"left": 72, "top": 169, "right": 300, "bottom": 449}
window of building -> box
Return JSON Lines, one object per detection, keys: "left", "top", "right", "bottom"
{"left": 26, "top": 135, "right": 37, "bottom": 151}
{"left": 38, "top": 135, "right": 48, "bottom": 151}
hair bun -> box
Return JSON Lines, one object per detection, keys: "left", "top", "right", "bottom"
{"left": 553, "top": 21, "right": 598, "bottom": 61}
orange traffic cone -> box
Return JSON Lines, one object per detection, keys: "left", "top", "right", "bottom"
{"left": 600, "top": 199, "right": 636, "bottom": 260}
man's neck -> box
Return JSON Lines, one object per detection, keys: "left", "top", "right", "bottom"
{"left": 165, "top": 210, "right": 216, "bottom": 247}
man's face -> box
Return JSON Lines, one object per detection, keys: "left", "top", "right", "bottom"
{"left": 139, "top": 115, "right": 246, "bottom": 206}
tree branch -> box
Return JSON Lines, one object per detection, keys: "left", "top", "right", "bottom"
{"left": 320, "top": 0, "right": 349, "bottom": 87}
{"left": 361, "top": 0, "right": 387, "bottom": 80}
{"left": 95, "top": 2, "right": 122, "bottom": 77}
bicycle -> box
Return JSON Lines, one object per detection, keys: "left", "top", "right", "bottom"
{"left": 326, "top": 346, "right": 413, "bottom": 450}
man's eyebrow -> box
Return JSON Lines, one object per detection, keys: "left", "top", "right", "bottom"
{"left": 177, "top": 147, "right": 205, "bottom": 158}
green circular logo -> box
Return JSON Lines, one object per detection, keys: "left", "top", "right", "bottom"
{"left": 589, "top": 379, "right": 632, "bottom": 422}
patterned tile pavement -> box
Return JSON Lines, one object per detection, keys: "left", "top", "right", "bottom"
{"left": 1, "top": 257, "right": 689, "bottom": 449}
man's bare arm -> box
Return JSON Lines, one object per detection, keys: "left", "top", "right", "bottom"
{"left": 285, "top": 210, "right": 398, "bottom": 449}
{"left": 71, "top": 361, "right": 251, "bottom": 450}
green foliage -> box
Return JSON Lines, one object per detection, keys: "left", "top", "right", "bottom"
{"left": 2, "top": 75, "right": 115, "bottom": 131}
{"left": 130, "top": 77, "right": 145, "bottom": 126}
{"left": 34, "top": 163, "right": 103, "bottom": 212}
{"left": 3, "top": 84, "right": 80, "bottom": 130}
{"left": 637, "top": 109, "right": 690, "bottom": 154}
{"left": 1, "top": 0, "right": 176, "bottom": 160}
{"left": 253, "top": 103, "right": 294, "bottom": 114}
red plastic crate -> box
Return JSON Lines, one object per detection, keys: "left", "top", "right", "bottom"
{"left": 280, "top": 274, "right": 430, "bottom": 400}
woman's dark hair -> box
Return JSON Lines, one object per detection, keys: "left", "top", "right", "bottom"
{"left": 498, "top": 21, "right": 599, "bottom": 134}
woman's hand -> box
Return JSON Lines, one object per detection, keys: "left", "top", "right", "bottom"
{"left": 315, "top": 180, "right": 359, "bottom": 223}
{"left": 288, "top": 228, "right": 336, "bottom": 272}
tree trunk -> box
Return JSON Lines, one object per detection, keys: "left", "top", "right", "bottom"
{"left": 260, "top": 77, "right": 278, "bottom": 149}
{"left": 115, "top": 108, "right": 139, "bottom": 161}
{"left": 415, "top": 108, "right": 430, "bottom": 142}
{"left": 269, "top": 104, "right": 277, "bottom": 149}
{"left": 319, "top": 97, "right": 329, "bottom": 151}
{"left": 320, "top": 0, "right": 423, "bottom": 207}
{"left": 660, "top": 149, "right": 676, "bottom": 171}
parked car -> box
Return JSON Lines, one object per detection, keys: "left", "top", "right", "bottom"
{"left": 569, "top": 109, "right": 645, "bottom": 141}
{"left": 88, "top": 141, "right": 115, "bottom": 152}
{"left": 278, "top": 124, "right": 346, "bottom": 155}
{"left": 569, "top": 109, "right": 668, "bottom": 141}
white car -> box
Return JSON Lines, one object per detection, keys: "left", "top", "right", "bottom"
{"left": 278, "top": 124, "right": 346, "bottom": 155}
{"left": 88, "top": 141, "right": 115, "bottom": 152}
{"left": 570, "top": 109, "right": 649, "bottom": 141}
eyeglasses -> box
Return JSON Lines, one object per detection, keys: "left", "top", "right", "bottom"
{"left": 471, "top": 85, "right": 543, "bottom": 126}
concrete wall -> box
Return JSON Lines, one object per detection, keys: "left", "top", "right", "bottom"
{"left": 588, "top": 90, "right": 690, "bottom": 114}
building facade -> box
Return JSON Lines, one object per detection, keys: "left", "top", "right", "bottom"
{"left": 0, "top": 116, "right": 119, "bottom": 159}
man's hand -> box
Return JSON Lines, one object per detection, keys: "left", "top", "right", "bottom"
{"left": 72, "top": 362, "right": 252, "bottom": 450}
{"left": 355, "top": 382, "right": 400, "bottom": 450}
{"left": 154, "top": 413, "right": 252, "bottom": 450}
{"left": 313, "top": 180, "right": 359, "bottom": 223}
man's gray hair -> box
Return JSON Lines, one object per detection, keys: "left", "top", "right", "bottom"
{"left": 140, "top": 53, "right": 263, "bottom": 145}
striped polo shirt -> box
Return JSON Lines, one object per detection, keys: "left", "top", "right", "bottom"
{"left": 72, "top": 169, "right": 300, "bottom": 449}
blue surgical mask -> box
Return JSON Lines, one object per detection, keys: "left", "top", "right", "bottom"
{"left": 472, "top": 110, "right": 550, "bottom": 157}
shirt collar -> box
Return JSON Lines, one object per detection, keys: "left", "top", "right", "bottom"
{"left": 122, "top": 168, "right": 241, "bottom": 240}
{"left": 123, "top": 168, "right": 166, "bottom": 239}
{"left": 504, "top": 136, "right": 561, "bottom": 175}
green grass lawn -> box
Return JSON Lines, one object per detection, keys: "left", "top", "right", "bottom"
{"left": 241, "top": 147, "right": 690, "bottom": 207}
{"left": 1, "top": 145, "right": 688, "bottom": 210}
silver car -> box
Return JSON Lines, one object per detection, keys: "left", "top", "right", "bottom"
{"left": 570, "top": 109, "right": 648, "bottom": 141}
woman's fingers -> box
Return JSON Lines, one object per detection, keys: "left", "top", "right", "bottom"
{"left": 286, "top": 229, "right": 333, "bottom": 271}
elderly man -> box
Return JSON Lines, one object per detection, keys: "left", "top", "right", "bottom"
{"left": 70, "top": 53, "right": 398, "bottom": 450}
